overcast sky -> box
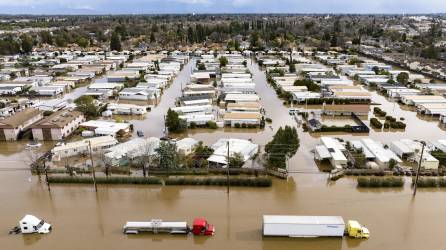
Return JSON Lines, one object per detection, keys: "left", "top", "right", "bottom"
{"left": 0, "top": 0, "right": 445, "bottom": 15}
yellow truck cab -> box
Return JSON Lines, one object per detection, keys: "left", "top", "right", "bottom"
{"left": 347, "top": 220, "right": 370, "bottom": 238}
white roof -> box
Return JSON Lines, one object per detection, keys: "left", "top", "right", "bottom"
{"left": 172, "top": 105, "right": 212, "bottom": 113}
{"left": 105, "top": 137, "right": 160, "bottom": 160}
{"left": 52, "top": 136, "right": 118, "bottom": 153}
{"left": 225, "top": 93, "right": 259, "bottom": 102}
{"left": 350, "top": 140, "right": 375, "bottom": 159}
{"left": 179, "top": 114, "right": 215, "bottom": 122}
{"left": 263, "top": 215, "right": 345, "bottom": 225}
{"left": 208, "top": 138, "right": 258, "bottom": 165}
{"left": 315, "top": 145, "right": 331, "bottom": 159}
{"left": 361, "top": 138, "right": 402, "bottom": 163}
{"left": 176, "top": 138, "right": 199, "bottom": 150}
{"left": 320, "top": 137, "right": 347, "bottom": 162}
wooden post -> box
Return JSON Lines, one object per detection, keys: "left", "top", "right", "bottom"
{"left": 227, "top": 141, "right": 230, "bottom": 194}
{"left": 413, "top": 142, "right": 425, "bottom": 196}
{"left": 43, "top": 160, "right": 50, "bottom": 191}
{"left": 88, "top": 141, "right": 97, "bottom": 192}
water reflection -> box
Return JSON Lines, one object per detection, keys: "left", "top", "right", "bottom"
{"left": 262, "top": 237, "right": 343, "bottom": 250}
{"left": 21, "top": 234, "right": 45, "bottom": 246}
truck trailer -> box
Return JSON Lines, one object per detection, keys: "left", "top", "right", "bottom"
{"left": 263, "top": 215, "right": 346, "bottom": 237}
{"left": 262, "top": 215, "right": 369, "bottom": 238}
{"left": 123, "top": 218, "right": 214, "bottom": 236}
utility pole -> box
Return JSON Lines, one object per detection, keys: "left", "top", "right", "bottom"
{"left": 43, "top": 159, "right": 50, "bottom": 191}
{"left": 413, "top": 141, "right": 426, "bottom": 196}
{"left": 226, "top": 140, "right": 230, "bottom": 194}
{"left": 88, "top": 141, "right": 97, "bottom": 192}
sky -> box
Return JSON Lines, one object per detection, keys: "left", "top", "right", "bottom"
{"left": 0, "top": 0, "right": 445, "bottom": 15}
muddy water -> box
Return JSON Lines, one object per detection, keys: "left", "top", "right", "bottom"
{"left": 1, "top": 58, "right": 446, "bottom": 250}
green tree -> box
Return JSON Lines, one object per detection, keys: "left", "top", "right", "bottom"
{"left": 194, "top": 141, "right": 214, "bottom": 159}
{"left": 40, "top": 31, "right": 53, "bottom": 45}
{"left": 20, "top": 35, "right": 33, "bottom": 53}
{"left": 74, "top": 96, "right": 99, "bottom": 118}
{"left": 219, "top": 56, "right": 228, "bottom": 68}
{"left": 76, "top": 37, "right": 89, "bottom": 48}
{"left": 55, "top": 35, "right": 67, "bottom": 47}
{"left": 388, "top": 159, "right": 397, "bottom": 170}
{"left": 265, "top": 126, "right": 300, "bottom": 169}
{"left": 294, "top": 79, "right": 320, "bottom": 92}
{"left": 110, "top": 32, "right": 122, "bottom": 51}
{"left": 289, "top": 62, "right": 296, "bottom": 73}
{"left": 396, "top": 72, "right": 409, "bottom": 85}
{"left": 228, "top": 152, "right": 245, "bottom": 168}
{"left": 155, "top": 141, "right": 178, "bottom": 169}
{"left": 165, "top": 108, "right": 187, "bottom": 133}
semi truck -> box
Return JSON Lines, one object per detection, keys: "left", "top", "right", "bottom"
{"left": 123, "top": 218, "right": 214, "bottom": 236}
{"left": 9, "top": 215, "right": 52, "bottom": 234}
{"left": 262, "top": 215, "right": 369, "bottom": 239}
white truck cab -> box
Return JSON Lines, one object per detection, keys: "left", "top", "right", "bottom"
{"left": 19, "top": 215, "right": 52, "bottom": 234}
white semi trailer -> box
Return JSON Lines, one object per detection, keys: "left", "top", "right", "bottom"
{"left": 262, "top": 215, "right": 346, "bottom": 237}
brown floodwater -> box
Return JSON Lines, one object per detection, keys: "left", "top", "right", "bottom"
{"left": 1, "top": 58, "right": 446, "bottom": 250}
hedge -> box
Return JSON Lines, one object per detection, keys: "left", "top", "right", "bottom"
{"left": 373, "top": 107, "right": 387, "bottom": 117}
{"left": 165, "top": 176, "right": 272, "bottom": 187}
{"left": 370, "top": 118, "right": 383, "bottom": 129}
{"left": 412, "top": 177, "right": 446, "bottom": 188}
{"left": 48, "top": 176, "right": 162, "bottom": 185}
{"left": 357, "top": 177, "right": 404, "bottom": 188}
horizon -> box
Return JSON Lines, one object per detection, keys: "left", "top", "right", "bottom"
{"left": 0, "top": 0, "right": 445, "bottom": 15}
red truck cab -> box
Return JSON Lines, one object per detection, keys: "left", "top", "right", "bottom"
{"left": 192, "top": 218, "right": 215, "bottom": 236}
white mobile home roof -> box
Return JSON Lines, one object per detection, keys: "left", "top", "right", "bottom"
{"left": 225, "top": 93, "right": 259, "bottom": 102}
{"left": 320, "top": 137, "right": 347, "bottom": 162}
{"left": 361, "top": 138, "right": 402, "bottom": 164}
{"left": 350, "top": 140, "right": 375, "bottom": 159}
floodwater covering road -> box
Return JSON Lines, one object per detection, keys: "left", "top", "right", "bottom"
{"left": 1, "top": 58, "right": 446, "bottom": 250}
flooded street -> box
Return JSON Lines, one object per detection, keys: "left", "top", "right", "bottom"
{"left": 1, "top": 58, "right": 446, "bottom": 250}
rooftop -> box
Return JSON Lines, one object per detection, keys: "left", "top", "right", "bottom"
{"left": 0, "top": 108, "right": 42, "bottom": 128}
{"left": 31, "top": 110, "right": 83, "bottom": 129}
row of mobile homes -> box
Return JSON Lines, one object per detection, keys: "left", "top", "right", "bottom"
{"left": 51, "top": 136, "right": 118, "bottom": 161}
{"left": 104, "top": 137, "right": 160, "bottom": 166}
{"left": 80, "top": 120, "right": 131, "bottom": 137}
{"left": 106, "top": 103, "right": 148, "bottom": 115}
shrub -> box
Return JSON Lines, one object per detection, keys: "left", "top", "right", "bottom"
{"left": 190, "top": 122, "right": 197, "bottom": 129}
{"left": 373, "top": 107, "right": 386, "bottom": 117}
{"left": 48, "top": 176, "right": 162, "bottom": 185}
{"left": 357, "top": 177, "right": 404, "bottom": 188}
{"left": 357, "top": 177, "right": 369, "bottom": 187}
{"left": 165, "top": 176, "right": 272, "bottom": 187}
{"left": 370, "top": 118, "right": 383, "bottom": 129}
{"left": 206, "top": 121, "right": 218, "bottom": 129}
{"left": 234, "top": 123, "right": 241, "bottom": 128}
